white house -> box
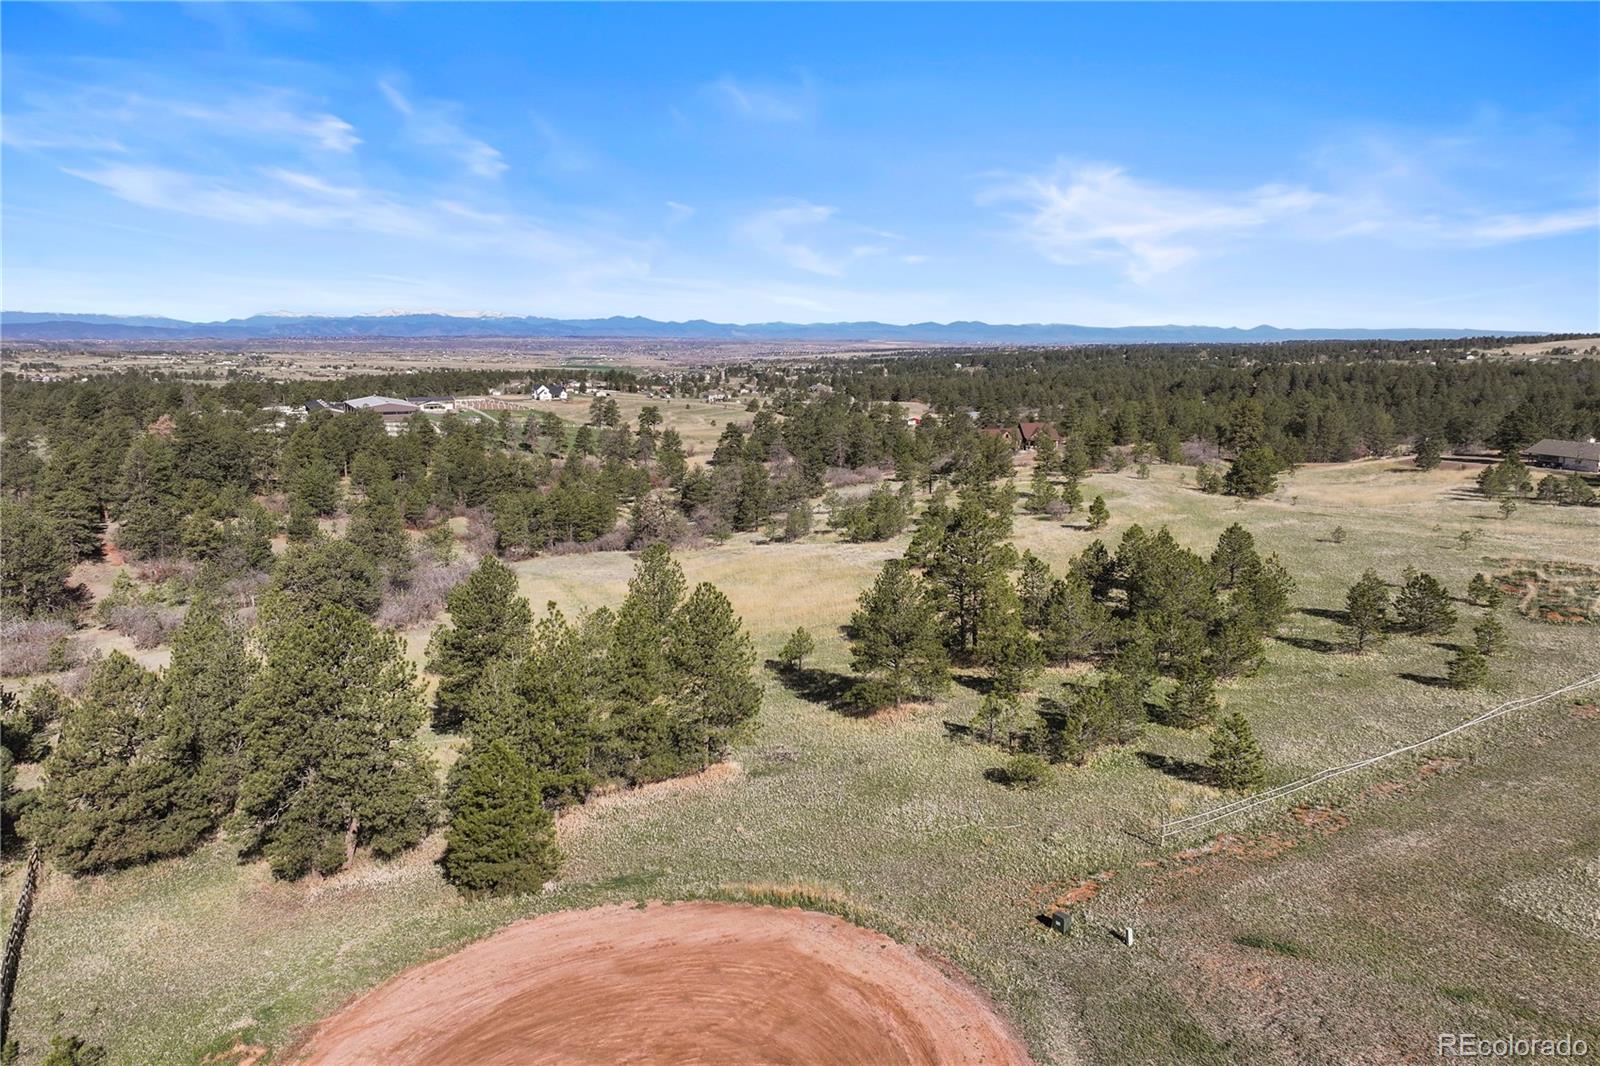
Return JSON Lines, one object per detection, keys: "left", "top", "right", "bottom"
{"left": 531, "top": 384, "right": 569, "bottom": 402}
{"left": 406, "top": 395, "right": 455, "bottom": 414}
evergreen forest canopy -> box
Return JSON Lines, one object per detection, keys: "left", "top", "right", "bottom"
{"left": 0, "top": 337, "right": 1594, "bottom": 897}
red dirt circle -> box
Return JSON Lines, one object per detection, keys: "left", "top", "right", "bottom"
{"left": 293, "top": 901, "right": 1034, "bottom": 1066}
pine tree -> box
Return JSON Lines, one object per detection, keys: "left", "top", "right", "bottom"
{"left": 347, "top": 496, "right": 410, "bottom": 576}
{"left": 608, "top": 544, "right": 687, "bottom": 706}
{"left": 1086, "top": 495, "right": 1110, "bottom": 530}
{"left": 1394, "top": 570, "right": 1457, "bottom": 635}
{"left": 1447, "top": 644, "right": 1489, "bottom": 689}
{"left": 1016, "top": 551, "right": 1054, "bottom": 630}
{"left": 1344, "top": 570, "right": 1390, "bottom": 651}
{"left": 970, "top": 693, "right": 1023, "bottom": 746}
{"left": 1224, "top": 446, "right": 1281, "bottom": 499}
{"left": 1209, "top": 523, "right": 1258, "bottom": 589}
{"left": 467, "top": 604, "right": 599, "bottom": 807}
{"left": 973, "top": 580, "right": 1042, "bottom": 700}
{"left": 266, "top": 539, "right": 382, "bottom": 616}
{"left": 1027, "top": 458, "right": 1057, "bottom": 514}
{"left": 1038, "top": 573, "right": 1113, "bottom": 666}
{"left": 1236, "top": 555, "right": 1295, "bottom": 636}
{"left": 850, "top": 559, "right": 950, "bottom": 706}
{"left": 1472, "top": 613, "right": 1506, "bottom": 656}
{"left": 428, "top": 557, "right": 534, "bottom": 731}
{"left": 163, "top": 601, "right": 255, "bottom": 814}
{"left": 922, "top": 493, "right": 1015, "bottom": 652}
{"left": 777, "top": 626, "right": 815, "bottom": 671}
{"left": 30, "top": 653, "right": 212, "bottom": 874}
{"left": 1208, "top": 712, "right": 1266, "bottom": 792}
{"left": 0, "top": 501, "right": 75, "bottom": 617}
{"left": 442, "top": 738, "right": 559, "bottom": 897}
{"left": 1414, "top": 434, "right": 1443, "bottom": 470}
{"left": 1165, "top": 662, "right": 1220, "bottom": 728}
{"left": 1466, "top": 573, "right": 1501, "bottom": 609}
{"left": 667, "top": 583, "right": 761, "bottom": 768}
{"left": 237, "top": 604, "right": 437, "bottom": 880}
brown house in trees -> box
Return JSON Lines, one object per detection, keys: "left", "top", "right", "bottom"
{"left": 980, "top": 422, "right": 1060, "bottom": 450}
{"left": 1017, "top": 422, "right": 1061, "bottom": 449}
{"left": 1524, "top": 438, "right": 1600, "bottom": 473}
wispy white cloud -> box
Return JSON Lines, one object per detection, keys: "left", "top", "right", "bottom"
{"left": 665, "top": 200, "right": 696, "bottom": 224}
{"left": 735, "top": 201, "right": 843, "bottom": 275}
{"left": 982, "top": 157, "right": 1599, "bottom": 282}
{"left": 705, "top": 75, "right": 814, "bottom": 123}
{"left": 980, "top": 163, "right": 1321, "bottom": 282}
{"left": 2, "top": 85, "right": 358, "bottom": 154}
{"left": 61, "top": 161, "right": 644, "bottom": 272}
{"left": 378, "top": 78, "right": 506, "bottom": 178}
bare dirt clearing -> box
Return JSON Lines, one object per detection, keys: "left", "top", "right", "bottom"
{"left": 292, "top": 901, "right": 1033, "bottom": 1066}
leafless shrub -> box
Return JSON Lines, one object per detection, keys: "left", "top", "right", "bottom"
{"left": 547, "top": 528, "right": 630, "bottom": 556}
{"left": 1045, "top": 499, "right": 1071, "bottom": 517}
{"left": 1181, "top": 438, "right": 1226, "bottom": 465}
{"left": 824, "top": 465, "right": 888, "bottom": 488}
{"left": 376, "top": 559, "right": 473, "bottom": 631}
{"left": 132, "top": 557, "right": 191, "bottom": 587}
{"left": 102, "top": 603, "right": 185, "bottom": 649}
{"left": 462, "top": 507, "right": 497, "bottom": 558}
{"left": 0, "top": 619, "right": 77, "bottom": 676}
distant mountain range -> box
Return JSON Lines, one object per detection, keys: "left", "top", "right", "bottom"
{"left": 0, "top": 310, "right": 1536, "bottom": 344}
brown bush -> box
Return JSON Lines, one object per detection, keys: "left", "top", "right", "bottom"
{"left": 102, "top": 603, "right": 185, "bottom": 649}
{"left": 376, "top": 559, "right": 473, "bottom": 631}
{"left": 0, "top": 619, "right": 77, "bottom": 676}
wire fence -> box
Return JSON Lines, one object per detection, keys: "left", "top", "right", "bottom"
{"left": 0, "top": 845, "right": 43, "bottom": 1038}
{"left": 1156, "top": 670, "right": 1600, "bottom": 843}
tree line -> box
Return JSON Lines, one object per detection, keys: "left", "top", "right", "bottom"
{"left": 2, "top": 546, "right": 759, "bottom": 897}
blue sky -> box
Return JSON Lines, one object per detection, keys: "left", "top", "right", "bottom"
{"left": 3, "top": 2, "right": 1597, "bottom": 329}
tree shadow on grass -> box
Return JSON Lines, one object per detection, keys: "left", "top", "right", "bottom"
{"left": 765, "top": 661, "right": 856, "bottom": 708}
{"left": 1398, "top": 671, "right": 1451, "bottom": 689}
{"left": 953, "top": 674, "right": 997, "bottom": 696}
{"left": 1275, "top": 634, "right": 1345, "bottom": 654}
{"left": 1137, "top": 751, "right": 1214, "bottom": 786}
{"left": 1299, "top": 606, "right": 1347, "bottom": 623}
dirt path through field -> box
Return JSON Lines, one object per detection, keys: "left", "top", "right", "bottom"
{"left": 293, "top": 901, "right": 1033, "bottom": 1066}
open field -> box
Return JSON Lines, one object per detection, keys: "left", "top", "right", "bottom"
{"left": 0, "top": 336, "right": 912, "bottom": 381}
{"left": 1472, "top": 336, "right": 1600, "bottom": 361}
{"left": 4, "top": 457, "right": 1598, "bottom": 1065}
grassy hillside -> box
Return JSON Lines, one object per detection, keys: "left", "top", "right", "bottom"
{"left": 4, "top": 458, "right": 1597, "bottom": 1065}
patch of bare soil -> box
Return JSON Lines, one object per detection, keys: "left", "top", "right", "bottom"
{"left": 292, "top": 901, "right": 1033, "bottom": 1066}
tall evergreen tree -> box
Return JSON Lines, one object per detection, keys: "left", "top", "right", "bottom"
{"left": 1209, "top": 523, "right": 1259, "bottom": 589}
{"left": 0, "top": 501, "right": 75, "bottom": 617}
{"left": 238, "top": 604, "right": 437, "bottom": 879}
{"left": 973, "top": 579, "right": 1042, "bottom": 700}
{"left": 849, "top": 559, "right": 950, "bottom": 707}
{"left": 1394, "top": 570, "right": 1457, "bottom": 635}
{"left": 667, "top": 583, "right": 761, "bottom": 768}
{"left": 163, "top": 601, "right": 255, "bottom": 814}
{"left": 1086, "top": 495, "right": 1110, "bottom": 530}
{"left": 30, "top": 653, "right": 212, "bottom": 874}
{"left": 923, "top": 493, "right": 1016, "bottom": 652}
{"left": 442, "top": 738, "right": 559, "bottom": 897}
{"left": 428, "top": 557, "right": 534, "bottom": 731}
{"left": 1208, "top": 712, "right": 1266, "bottom": 792}
{"left": 1344, "top": 570, "right": 1390, "bottom": 651}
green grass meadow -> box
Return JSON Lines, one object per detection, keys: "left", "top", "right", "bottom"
{"left": 4, "top": 458, "right": 1597, "bottom": 1064}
